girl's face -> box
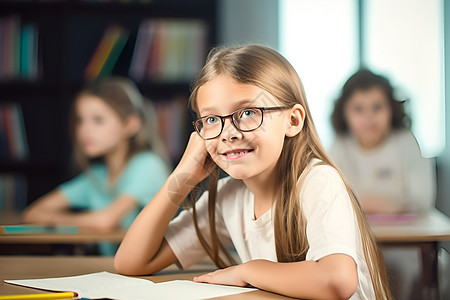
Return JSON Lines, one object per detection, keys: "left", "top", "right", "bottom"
{"left": 196, "top": 75, "right": 289, "bottom": 181}
{"left": 344, "top": 86, "right": 392, "bottom": 149}
{"left": 74, "top": 95, "right": 130, "bottom": 158}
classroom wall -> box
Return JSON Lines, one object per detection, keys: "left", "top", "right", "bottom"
{"left": 437, "top": 0, "right": 450, "bottom": 217}
{"left": 217, "top": 0, "right": 279, "bottom": 49}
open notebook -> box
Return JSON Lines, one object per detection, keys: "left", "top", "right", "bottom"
{"left": 5, "top": 271, "right": 256, "bottom": 300}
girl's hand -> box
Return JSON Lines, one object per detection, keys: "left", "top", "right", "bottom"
{"left": 193, "top": 265, "right": 248, "bottom": 287}
{"left": 172, "top": 132, "right": 216, "bottom": 187}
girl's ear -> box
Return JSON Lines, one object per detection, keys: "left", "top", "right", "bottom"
{"left": 125, "top": 114, "right": 141, "bottom": 137}
{"left": 285, "top": 104, "right": 305, "bottom": 137}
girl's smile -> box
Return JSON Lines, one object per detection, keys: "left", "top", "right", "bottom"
{"left": 219, "top": 148, "right": 254, "bottom": 160}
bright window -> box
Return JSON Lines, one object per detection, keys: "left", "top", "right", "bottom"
{"left": 364, "top": 0, "right": 444, "bottom": 157}
{"left": 280, "top": 0, "right": 444, "bottom": 157}
{"left": 280, "top": 0, "right": 358, "bottom": 150}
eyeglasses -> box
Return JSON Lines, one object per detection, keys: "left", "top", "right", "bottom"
{"left": 193, "top": 106, "right": 290, "bottom": 140}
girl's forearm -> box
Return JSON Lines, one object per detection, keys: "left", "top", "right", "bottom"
{"left": 240, "top": 255, "right": 357, "bottom": 300}
{"left": 22, "top": 191, "right": 69, "bottom": 224}
{"left": 114, "top": 173, "right": 193, "bottom": 274}
{"left": 115, "top": 133, "right": 213, "bottom": 275}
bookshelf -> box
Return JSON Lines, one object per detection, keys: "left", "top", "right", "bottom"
{"left": 0, "top": 0, "right": 217, "bottom": 210}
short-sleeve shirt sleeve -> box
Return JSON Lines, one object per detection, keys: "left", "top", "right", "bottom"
{"left": 165, "top": 191, "right": 211, "bottom": 269}
{"left": 117, "top": 152, "right": 169, "bottom": 208}
{"left": 302, "top": 164, "right": 359, "bottom": 262}
{"left": 59, "top": 173, "right": 91, "bottom": 209}
{"left": 165, "top": 179, "right": 233, "bottom": 269}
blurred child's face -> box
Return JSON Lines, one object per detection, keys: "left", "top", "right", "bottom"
{"left": 196, "top": 75, "right": 289, "bottom": 181}
{"left": 74, "top": 95, "right": 129, "bottom": 158}
{"left": 344, "top": 86, "right": 392, "bottom": 149}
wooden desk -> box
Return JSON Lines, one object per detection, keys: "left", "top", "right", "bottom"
{"left": 0, "top": 228, "right": 125, "bottom": 245}
{"left": 371, "top": 209, "right": 450, "bottom": 300}
{"left": 1, "top": 211, "right": 450, "bottom": 298}
{"left": 0, "top": 228, "right": 125, "bottom": 255}
{"left": 371, "top": 209, "right": 450, "bottom": 243}
{"left": 0, "top": 256, "right": 293, "bottom": 299}
{"left": 0, "top": 214, "right": 125, "bottom": 254}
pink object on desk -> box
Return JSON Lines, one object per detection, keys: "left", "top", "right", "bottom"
{"left": 366, "top": 213, "right": 418, "bottom": 225}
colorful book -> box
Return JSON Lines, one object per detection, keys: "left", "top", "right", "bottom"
{"left": 0, "top": 107, "right": 8, "bottom": 159}
{"left": 0, "top": 225, "right": 79, "bottom": 235}
{"left": 1, "top": 105, "right": 16, "bottom": 159}
{"left": 98, "top": 29, "right": 129, "bottom": 78}
{"left": 84, "top": 25, "right": 126, "bottom": 81}
{"left": 28, "top": 24, "right": 39, "bottom": 80}
{"left": 0, "top": 104, "right": 29, "bottom": 161}
{"left": 128, "top": 19, "right": 156, "bottom": 81}
{"left": 13, "top": 176, "right": 27, "bottom": 212}
{"left": 20, "top": 24, "right": 31, "bottom": 79}
{"left": 0, "top": 175, "right": 28, "bottom": 214}
{"left": 0, "top": 18, "right": 5, "bottom": 79}
{"left": 129, "top": 18, "right": 207, "bottom": 82}
{"left": 185, "top": 20, "right": 207, "bottom": 80}
{"left": 10, "top": 103, "right": 29, "bottom": 160}
{"left": 0, "top": 15, "right": 41, "bottom": 80}
{"left": 146, "top": 20, "right": 164, "bottom": 80}
{"left": 1, "top": 15, "right": 21, "bottom": 79}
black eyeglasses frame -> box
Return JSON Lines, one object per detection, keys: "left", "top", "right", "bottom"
{"left": 192, "top": 106, "right": 290, "bottom": 140}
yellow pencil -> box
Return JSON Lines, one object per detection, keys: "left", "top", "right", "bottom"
{"left": 0, "top": 292, "right": 78, "bottom": 300}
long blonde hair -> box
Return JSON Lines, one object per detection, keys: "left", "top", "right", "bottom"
{"left": 189, "top": 45, "right": 392, "bottom": 299}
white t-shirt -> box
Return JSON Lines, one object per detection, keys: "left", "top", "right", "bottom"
{"left": 329, "top": 129, "right": 435, "bottom": 213}
{"left": 165, "top": 160, "right": 375, "bottom": 299}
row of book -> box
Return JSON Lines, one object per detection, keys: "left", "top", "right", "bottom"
{"left": 85, "top": 19, "right": 207, "bottom": 83}
{"left": 153, "top": 97, "right": 188, "bottom": 162}
{"left": 0, "top": 15, "right": 40, "bottom": 81}
{"left": 128, "top": 19, "right": 207, "bottom": 83}
{"left": 0, "top": 174, "right": 27, "bottom": 213}
{"left": 0, "top": 103, "right": 29, "bottom": 161}
{"left": 0, "top": 16, "right": 206, "bottom": 83}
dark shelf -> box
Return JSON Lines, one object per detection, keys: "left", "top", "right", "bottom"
{"left": 0, "top": 81, "right": 194, "bottom": 107}
{"left": 0, "top": 1, "right": 68, "bottom": 14}
{"left": 0, "top": 82, "right": 63, "bottom": 96}
{"left": 0, "top": 161, "right": 61, "bottom": 174}
{"left": 0, "top": 0, "right": 216, "bottom": 17}
{"left": 138, "top": 82, "right": 192, "bottom": 97}
{"left": 0, "top": 0, "right": 217, "bottom": 205}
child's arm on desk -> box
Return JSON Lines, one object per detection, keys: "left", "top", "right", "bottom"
{"left": 194, "top": 254, "right": 358, "bottom": 300}
{"left": 23, "top": 190, "right": 137, "bottom": 232}
{"left": 23, "top": 190, "right": 69, "bottom": 224}
{"left": 115, "top": 133, "right": 214, "bottom": 276}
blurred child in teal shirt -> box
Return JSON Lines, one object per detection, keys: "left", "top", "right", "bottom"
{"left": 23, "top": 77, "right": 170, "bottom": 254}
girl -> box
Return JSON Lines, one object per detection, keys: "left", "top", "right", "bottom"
{"left": 330, "top": 69, "right": 435, "bottom": 215}
{"left": 329, "top": 70, "right": 436, "bottom": 300}
{"left": 114, "top": 45, "right": 392, "bottom": 299}
{"left": 23, "top": 77, "right": 170, "bottom": 254}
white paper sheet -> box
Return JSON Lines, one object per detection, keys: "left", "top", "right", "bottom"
{"left": 5, "top": 271, "right": 256, "bottom": 299}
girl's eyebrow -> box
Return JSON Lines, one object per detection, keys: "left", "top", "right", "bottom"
{"left": 200, "top": 99, "right": 256, "bottom": 114}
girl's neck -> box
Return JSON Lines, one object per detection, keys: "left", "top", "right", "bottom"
{"left": 104, "top": 142, "right": 130, "bottom": 185}
{"left": 243, "top": 168, "right": 277, "bottom": 219}
{"left": 356, "top": 131, "right": 390, "bottom": 151}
